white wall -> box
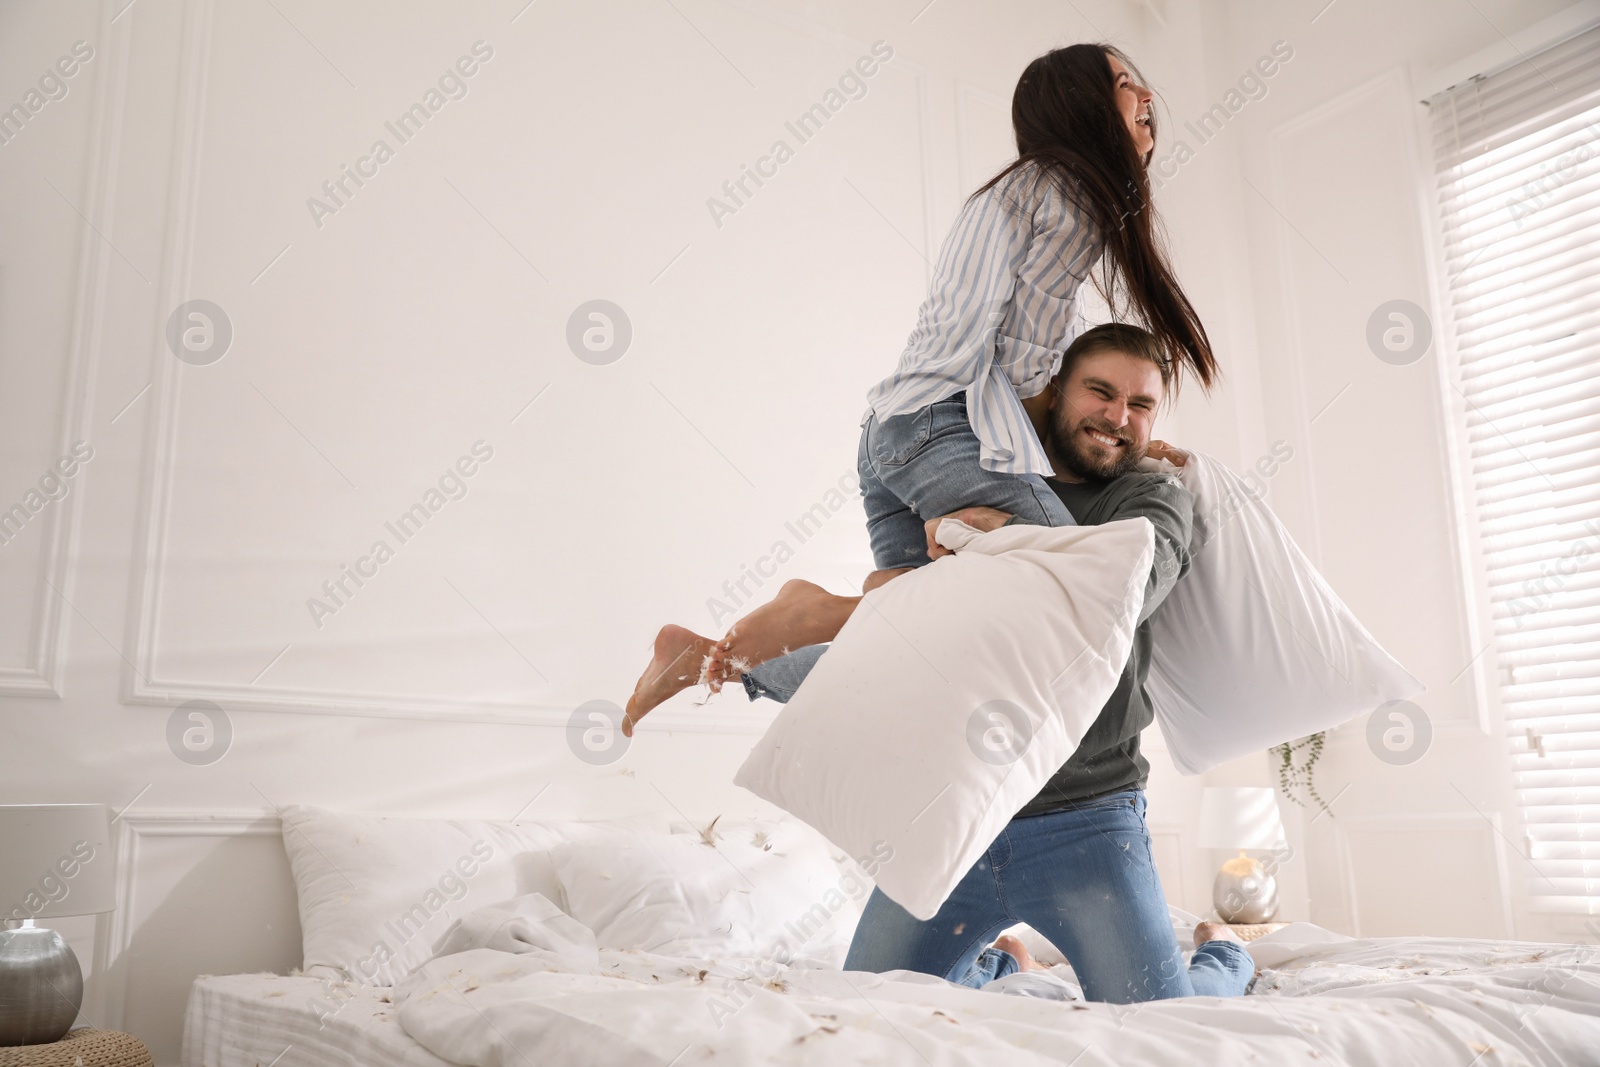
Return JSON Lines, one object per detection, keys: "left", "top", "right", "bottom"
{"left": 0, "top": 0, "right": 1582, "bottom": 1061}
{"left": 1203, "top": 0, "right": 1590, "bottom": 945}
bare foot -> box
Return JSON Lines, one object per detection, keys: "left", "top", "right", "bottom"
{"left": 623, "top": 624, "right": 717, "bottom": 737}
{"left": 705, "top": 580, "right": 856, "bottom": 682}
{"left": 1192, "top": 921, "right": 1245, "bottom": 949}
{"left": 993, "top": 933, "right": 1046, "bottom": 972}
{"left": 1194, "top": 921, "right": 1260, "bottom": 983}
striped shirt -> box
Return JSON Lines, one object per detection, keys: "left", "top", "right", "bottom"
{"left": 863, "top": 162, "right": 1103, "bottom": 477}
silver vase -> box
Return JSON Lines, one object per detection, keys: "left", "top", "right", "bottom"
{"left": 1212, "top": 855, "right": 1280, "bottom": 924}
{"left": 0, "top": 924, "right": 83, "bottom": 1046}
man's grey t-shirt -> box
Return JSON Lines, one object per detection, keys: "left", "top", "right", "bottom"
{"left": 1013, "top": 470, "right": 1196, "bottom": 818}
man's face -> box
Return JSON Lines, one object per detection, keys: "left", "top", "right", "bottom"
{"left": 1045, "top": 349, "right": 1164, "bottom": 481}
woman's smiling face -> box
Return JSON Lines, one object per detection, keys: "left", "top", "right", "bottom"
{"left": 1108, "top": 52, "right": 1155, "bottom": 159}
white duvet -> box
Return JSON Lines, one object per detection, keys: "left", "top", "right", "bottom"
{"left": 391, "top": 896, "right": 1600, "bottom": 1067}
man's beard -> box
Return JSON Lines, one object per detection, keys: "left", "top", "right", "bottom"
{"left": 1046, "top": 414, "right": 1146, "bottom": 482}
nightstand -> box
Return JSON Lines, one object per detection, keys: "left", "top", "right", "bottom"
{"left": 1228, "top": 922, "right": 1289, "bottom": 942}
{"left": 0, "top": 1028, "right": 153, "bottom": 1066}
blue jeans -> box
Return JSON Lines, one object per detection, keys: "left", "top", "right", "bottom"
{"left": 857, "top": 391, "right": 1075, "bottom": 568}
{"left": 957, "top": 945, "right": 1025, "bottom": 988}
{"left": 845, "top": 789, "right": 1256, "bottom": 1002}
{"left": 743, "top": 392, "right": 1073, "bottom": 702}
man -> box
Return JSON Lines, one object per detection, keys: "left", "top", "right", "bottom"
{"left": 744, "top": 324, "right": 1257, "bottom": 1002}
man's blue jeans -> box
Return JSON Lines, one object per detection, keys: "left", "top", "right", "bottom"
{"left": 740, "top": 667, "right": 1255, "bottom": 1000}
{"left": 846, "top": 789, "right": 1256, "bottom": 1002}
{"left": 739, "top": 653, "right": 1254, "bottom": 999}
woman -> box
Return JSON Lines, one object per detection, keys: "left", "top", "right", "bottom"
{"left": 624, "top": 42, "right": 1216, "bottom": 734}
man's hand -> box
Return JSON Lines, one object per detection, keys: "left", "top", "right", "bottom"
{"left": 1146, "top": 440, "right": 1188, "bottom": 467}
{"left": 924, "top": 506, "right": 1014, "bottom": 559}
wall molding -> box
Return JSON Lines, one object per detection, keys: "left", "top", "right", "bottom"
{"left": 1147, "top": 825, "right": 1189, "bottom": 912}
{"left": 1332, "top": 809, "right": 1512, "bottom": 938}
{"left": 1263, "top": 71, "right": 1410, "bottom": 576}
{"left": 115, "top": 0, "right": 938, "bottom": 733}
{"left": 1266, "top": 66, "right": 1488, "bottom": 733}
{"left": 953, "top": 79, "right": 1009, "bottom": 201}
{"left": 93, "top": 809, "right": 281, "bottom": 1034}
{"left": 0, "top": 0, "right": 127, "bottom": 699}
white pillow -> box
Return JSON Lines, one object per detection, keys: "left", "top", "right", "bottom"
{"left": 1139, "top": 450, "right": 1424, "bottom": 775}
{"left": 550, "top": 817, "right": 864, "bottom": 966}
{"left": 278, "top": 805, "right": 665, "bottom": 986}
{"left": 733, "top": 517, "right": 1156, "bottom": 921}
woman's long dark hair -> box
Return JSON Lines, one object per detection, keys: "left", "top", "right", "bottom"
{"left": 976, "top": 44, "right": 1218, "bottom": 394}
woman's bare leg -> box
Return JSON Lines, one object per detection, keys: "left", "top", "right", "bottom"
{"left": 706, "top": 569, "right": 914, "bottom": 678}
{"left": 704, "top": 580, "right": 855, "bottom": 680}
{"left": 624, "top": 568, "right": 915, "bottom": 733}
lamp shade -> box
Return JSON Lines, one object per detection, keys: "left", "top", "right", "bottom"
{"left": 0, "top": 805, "right": 115, "bottom": 922}
{"left": 1196, "top": 787, "right": 1287, "bottom": 851}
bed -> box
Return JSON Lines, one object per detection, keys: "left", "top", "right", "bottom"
{"left": 180, "top": 805, "right": 1600, "bottom": 1067}
{"left": 183, "top": 971, "right": 449, "bottom": 1067}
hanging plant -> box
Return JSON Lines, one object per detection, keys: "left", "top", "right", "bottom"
{"left": 1272, "top": 731, "right": 1331, "bottom": 816}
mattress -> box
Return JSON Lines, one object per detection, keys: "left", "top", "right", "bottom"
{"left": 181, "top": 971, "right": 451, "bottom": 1067}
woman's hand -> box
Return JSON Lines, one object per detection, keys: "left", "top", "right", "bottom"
{"left": 925, "top": 506, "right": 1014, "bottom": 559}
{"left": 1145, "top": 439, "right": 1188, "bottom": 467}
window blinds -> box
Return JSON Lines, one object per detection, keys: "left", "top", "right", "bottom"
{"left": 1426, "top": 23, "right": 1600, "bottom": 914}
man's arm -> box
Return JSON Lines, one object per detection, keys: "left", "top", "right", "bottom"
{"left": 1109, "top": 476, "right": 1195, "bottom": 624}
{"left": 917, "top": 476, "right": 1193, "bottom": 622}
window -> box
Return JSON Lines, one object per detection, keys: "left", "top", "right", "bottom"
{"left": 1426, "top": 23, "right": 1600, "bottom": 914}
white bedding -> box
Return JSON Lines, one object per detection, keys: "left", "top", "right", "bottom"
{"left": 371, "top": 898, "right": 1600, "bottom": 1067}
{"left": 181, "top": 970, "right": 453, "bottom": 1067}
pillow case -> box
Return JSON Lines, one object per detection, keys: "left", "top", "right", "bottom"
{"left": 278, "top": 805, "right": 665, "bottom": 986}
{"left": 1138, "top": 450, "right": 1425, "bottom": 774}
{"left": 734, "top": 516, "right": 1156, "bottom": 921}
{"left": 551, "top": 817, "right": 864, "bottom": 966}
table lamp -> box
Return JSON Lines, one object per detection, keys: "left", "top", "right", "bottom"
{"left": 1196, "top": 787, "right": 1286, "bottom": 924}
{"left": 0, "top": 804, "right": 114, "bottom": 1046}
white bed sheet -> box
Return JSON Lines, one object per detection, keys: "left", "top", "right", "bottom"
{"left": 392, "top": 925, "right": 1600, "bottom": 1067}
{"left": 181, "top": 971, "right": 452, "bottom": 1067}
{"left": 183, "top": 927, "right": 1600, "bottom": 1067}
